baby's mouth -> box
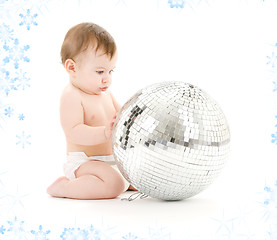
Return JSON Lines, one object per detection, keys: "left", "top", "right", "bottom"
{"left": 100, "top": 87, "right": 108, "bottom": 91}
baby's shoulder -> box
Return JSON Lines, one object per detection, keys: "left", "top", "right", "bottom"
{"left": 61, "top": 84, "right": 80, "bottom": 98}
{"left": 60, "top": 84, "right": 82, "bottom": 105}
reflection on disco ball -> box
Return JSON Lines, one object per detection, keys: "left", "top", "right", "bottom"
{"left": 112, "top": 81, "right": 230, "bottom": 200}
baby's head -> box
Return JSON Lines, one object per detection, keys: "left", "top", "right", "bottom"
{"left": 61, "top": 22, "right": 117, "bottom": 95}
{"left": 60, "top": 22, "right": 117, "bottom": 65}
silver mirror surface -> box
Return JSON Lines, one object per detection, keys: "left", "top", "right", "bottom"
{"left": 112, "top": 81, "right": 230, "bottom": 201}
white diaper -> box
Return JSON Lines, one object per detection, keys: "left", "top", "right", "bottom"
{"left": 64, "top": 152, "right": 130, "bottom": 192}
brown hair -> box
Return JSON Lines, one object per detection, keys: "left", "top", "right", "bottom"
{"left": 60, "top": 22, "right": 117, "bottom": 65}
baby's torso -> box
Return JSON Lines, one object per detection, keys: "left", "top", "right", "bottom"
{"left": 81, "top": 90, "right": 116, "bottom": 127}
{"left": 66, "top": 88, "right": 117, "bottom": 156}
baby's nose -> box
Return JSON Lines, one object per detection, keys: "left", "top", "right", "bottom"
{"left": 102, "top": 77, "right": 108, "bottom": 83}
{"left": 102, "top": 74, "right": 111, "bottom": 83}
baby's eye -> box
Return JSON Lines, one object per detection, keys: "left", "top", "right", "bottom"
{"left": 96, "top": 71, "right": 104, "bottom": 75}
{"left": 109, "top": 70, "right": 114, "bottom": 74}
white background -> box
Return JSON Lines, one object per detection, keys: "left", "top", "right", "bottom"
{"left": 1, "top": 0, "right": 277, "bottom": 239}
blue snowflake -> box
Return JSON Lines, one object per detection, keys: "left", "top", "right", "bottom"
{"left": 168, "top": 0, "right": 185, "bottom": 8}
{"left": 272, "top": 132, "right": 277, "bottom": 144}
{"left": 0, "top": 67, "right": 16, "bottom": 96}
{"left": 268, "top": 223, "right": 277, "bottom": 240}
{"left": 7, "top": 217, "right": 26, "bottom": 239}
{"left": 23, "top": 0, "right": 52, "bottom": 15}
{"left": 0, "top": 0, "right": 9, "bottom": 19}
{"left": 18, "top": 113, "right": 25, "bottom": 120}
{"left": 267, "top": 52, "right": 277, "bottom": 69}
{"left": 0, "top": 24, "right": 14, "bottom": 44}
{"left": 19, "top": 9, "right": 38, "bottom": 30}
{"left": 6, "top": 186, "right": 29, "bottom": 212}
{"left": 0, "top": 225, "right": 5, "bottom": 234}
{"left": 4, "top": 106, "right": 13, "bottom": 117}
{"left": 30, "top": 225, "right": 51, "bottom": 240}
{"left": 16, "top": 131, "right": 31, "bottom": 148}
{"left": 273, "top": 81, "right": 277, "bottom": 92}
{"left": 60, "top": 227, "right": 88, "bottom": 240}
{"left": 264, "top": 182, "right": 277, "bottom": 206}
{"left": 3, "top": 38, "right": 30, "bottom": 69}
{"left": 0, "top": 100, "right": 8, "bottom": 128}
{"left": 14, "top": 69, "right": 31, "bottom": 90}
{"left": 275, "top": 115, "right": 277, "bottom": 127}
{"left": 0, "top": 0, "right": 26, "bottom": 20}
{"left": 146, "top": 226, "right": 171, "bottom": 240}
{"left": 262, "top": 181, "right": 277, "bottom": 221}
{"left": 211, "top": 209, "right": 238, "bottom": 235}
{"left": 86, "top": 225, "right": 101, "bottom": 240}
{"left": 216, "top": 220, "right": 247, "bottom": 240}
{"left": 122, "top": 233, "right": 139, "bottom": 240}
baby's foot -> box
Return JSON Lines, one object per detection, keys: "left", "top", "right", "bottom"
{"left": 47, "top": 176, "right": 68, "bottom": 198}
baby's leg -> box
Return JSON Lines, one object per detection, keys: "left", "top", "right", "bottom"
{"left": 47, "top": 161, "right": 125, "bottom": 200}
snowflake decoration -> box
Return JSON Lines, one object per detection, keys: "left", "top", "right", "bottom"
{"left": 122, "top": 233, "right": 139, "bottom": 240}
{"left": 0, "top": 24, "right": 14, "bottom": 44}
{"left": 0, "top": 0, "right": 10, "bottom": 21}
{"left": 6, "top": 216, "right": 27, "bottom": 239}
{"left": 0, "top": 100, "right": 8, "bottom": 128}
{"left": 275, "top": 115, "right": 277, "bottom": 127}
{"left": 216, "top": 220, "right": 247, "bottom": 240}
{"left": 264, "top": 183, "right": 277, "bottom": 208}
{"left": 92, "top": 220, "right": 117, "bottom": 240}
{"left": 262, "top": 181, "right": 277, "bottom": 221}
{"left": 3, "top": 38, "right": 30, "bottom": 69}
{"left": 18, "top": 113, "right": 25, "bottom": 120}
{"left": 60, "top": 227, "right": 88, "bottom": 240}
{"left": 16, "top": 131, "right": 31, "bottom": 148}
{"left": 273, "top": 81, "right": 277, "bottom": 92}
{"left": 0, "top": 67, "right": 16, "bottom": 96}
{"left": 6, "top": 185, "right": 29, "bottom": 213}
{"left": 30, "top": 225, "right": 51, "bottom": 240}
{"left": 272, "top": 132, "right": 277, "bottom": 144}
{"left": 268, "top": 223, "right": 277, "bottom": 240}
{"left": 23, "top": 0, "right": 52, "bottom": 14}
{"left": 19, "top": 9, "right": 38, "bottom": 31}
{"left": 212, "top": 210, "right": 234, "bottom": 234}
{"left": 0, "top": 225, "right": 6, "bottom": 234}
{"left": 168, "top": 0, "right": 185, "bottom": 8}
{"left": 4, "top": 106, "right": 13, "bottom": 117}
{"left": 267, "top": 52, "right": 277, "bottom": 69}
{"left": 86, "top": 225, "right": 101, "bottom": 240}
{"left": 14, "top": 69, "right": 31, "bottom": 90}
{"left": 145, "top": 226, "right": 171, "bottom": 240}
{"left": 0, "top": 0, "right": 26, "bottom": 17}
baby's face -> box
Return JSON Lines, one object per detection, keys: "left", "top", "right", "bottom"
{"left": 72, "top": 47, "right": 117, "bottom": 95}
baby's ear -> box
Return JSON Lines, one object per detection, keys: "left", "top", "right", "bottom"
{"left": 65, "top": 59, "right": 76, "bottom": 75}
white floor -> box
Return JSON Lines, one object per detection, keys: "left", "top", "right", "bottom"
{"left": 1, "top": 155, "right": 273, "bottom": 240}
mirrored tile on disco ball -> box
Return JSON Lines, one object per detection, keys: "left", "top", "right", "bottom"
{"left": 113, "top": 81, "right": 230, "bottom": 200}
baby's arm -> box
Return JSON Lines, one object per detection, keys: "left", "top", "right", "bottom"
{"left": 60, "top": 88, "right": 111, "bottom": 146}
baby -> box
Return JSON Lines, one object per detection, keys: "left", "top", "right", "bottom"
{"left": 47, "top": 22, "right": 134, "bottom": 200}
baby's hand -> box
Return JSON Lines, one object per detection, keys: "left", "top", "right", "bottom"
{"left": 104, "top": 115, "right": 117, "bottom": 140}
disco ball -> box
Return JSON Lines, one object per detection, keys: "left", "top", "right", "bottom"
{"left": 112, "top": 81, "right": 230, "bottom": 201}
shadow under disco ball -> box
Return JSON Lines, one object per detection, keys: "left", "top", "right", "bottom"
{"left": 112, "top": 81, "right": 230, "bottom": 201}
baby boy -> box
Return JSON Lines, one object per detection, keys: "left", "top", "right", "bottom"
{"left": 47, "top": 22, "right": 133, "bottom": 199}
